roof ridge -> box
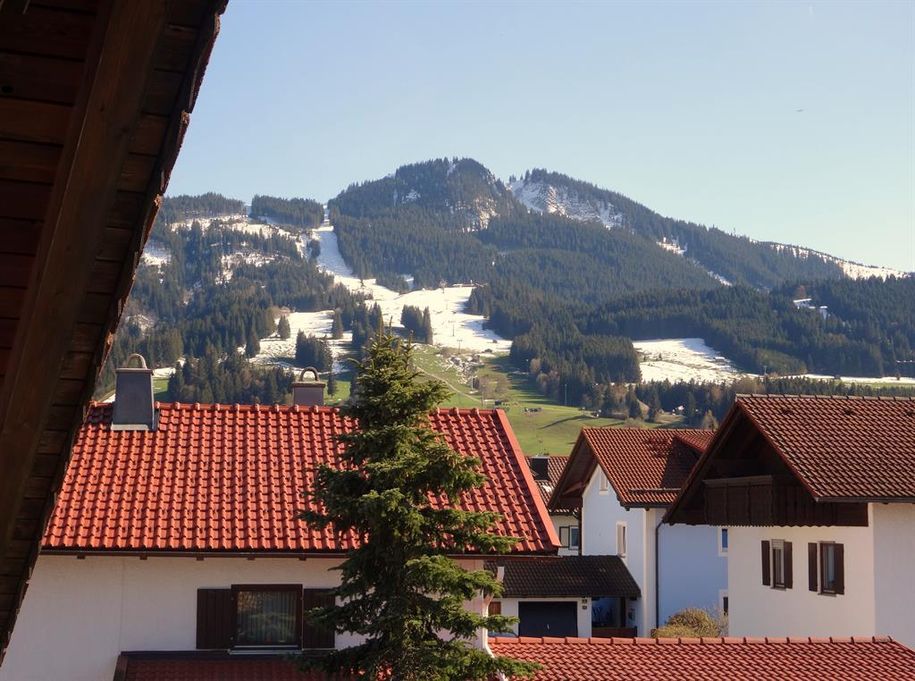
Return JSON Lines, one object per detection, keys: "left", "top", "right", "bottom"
{"left": 488, "top": 635, "right": 897, "bottom": 646}
{"left": 737, "top": 394, "right": 915, "bottom": 402}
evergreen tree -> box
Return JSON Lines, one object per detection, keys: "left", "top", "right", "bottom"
{"left": 301, "top": 333, "right": 537, "bottom": 680}
{"left": 331, "top": 309, "right": 344, "bottom": 339}
{"left": 327, "top": 371, "right": 338, "bottom": 396}
{"left": 245, "top": 324, "right": 260, "bottom": 358}
{"left": 422, "top": 307, "right": 434, "bottom": 345}
{"left": 277, "top": 315, "right": 291, "bottom": 340}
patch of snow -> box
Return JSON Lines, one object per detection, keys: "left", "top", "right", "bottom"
{"left": 767, "top": 243, "right": 908, "bottom": 280}
{"left": 657, "top": 238, "right": 685, "bottom": 256}
{"left": 634, "top": 338, "right": 750, "bottom": 383}
{"left": 141, "top": 241, "right": 171, "bottom": 267}
{"left": 508, "top": 178, "right": 622, "bottom": 229}
{"left": 657, "top": 238, "right": 731, "bottom": 286}
{"left": 792, "top": 373, "right": 915, "bottom": 385}
{"left": 403, "top": 189, "right": 420, "bottom": 203}
{"left": 254, "top": 310, "right": 353, "bottom": 374}
{"left": 311, "top": 226, "right": 511, "bottom": 354}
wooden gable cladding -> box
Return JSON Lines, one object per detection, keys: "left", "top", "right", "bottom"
{"left": 702, "top": 475, "right": 869, "bottom": 527}
{"left": 667, "top": 400, "right": 873, "bottom": 528}
{"left": 0, "top": 0, "right": 227, "bottom": 663}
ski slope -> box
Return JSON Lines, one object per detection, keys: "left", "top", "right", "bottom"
{"left": 310, "top": 226, "right": 511, "bottom": 354}
{"left": 634, "top": 338, "right": 748, "bottom": 383}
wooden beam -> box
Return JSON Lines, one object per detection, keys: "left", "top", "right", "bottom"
{"left": 0, "top": 0, "right": 167, "bottom": 592}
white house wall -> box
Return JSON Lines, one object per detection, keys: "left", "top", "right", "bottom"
{"left": 657, "top": 522, "right": 727, "bottom": 625}
{"left": 0, "top": 555, "right": 486, "bottom": 681}
{"left": 872, "top": 504, "right": 915, "bottom": 648}
{"left": 728, "top": 521, "right": 875, "bottom": 639}
{"left": 580, "top": 468, "right": 645, "bottom": 632}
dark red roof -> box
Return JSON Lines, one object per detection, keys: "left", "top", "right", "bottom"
{"left": 488, "top": 636, "right": 915, "bottom": 680}
{"left": 565, "top": 429, "right": 714, "bottom": 508}
{"left": 44, "top": 403, "right": 557, "bottom": 554}
{"left": 735, "top": 395, "right": 915, "bottom": 501}
{"left": 487, "top": 555, "right": 640, "bottom": 598}
{"left": 119, "top": 655, "right": 313, "bottom": 681}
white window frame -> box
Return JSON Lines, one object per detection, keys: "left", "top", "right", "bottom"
{"left": 616, "top": 521, "right": 627, "bottom": 558}
{"left": 718, "top": 527, "right": 729, "bottom": 556}
{"left": 558, "top": 525, "right": 580, "bottom": 549}
{"left": 771, "top": 539, "right": 786, "bottom": 589}
{"left": 719, "top": 589, "right": 729, "bottom": 616}
{"left": 598, "top": 469, "right": 610, "bottom": 495}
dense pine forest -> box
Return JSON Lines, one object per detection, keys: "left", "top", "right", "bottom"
{"left": 100, "top": 164, "right": 913, "bottom": 414}
{"left": 330, "top": 158, "right": 914, "bottom": 405}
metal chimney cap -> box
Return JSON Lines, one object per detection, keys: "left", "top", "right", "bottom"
{"left": 117, "top": 353, "right": 152, "bottom": 374}
{"left": 293, "top": 367, "right": 325, "bottom": 386}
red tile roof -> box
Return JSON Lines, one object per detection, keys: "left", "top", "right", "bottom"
{"left": 44, "top": 403, "right": 557, "bottom": 554}
{"left": 735, "top": 395, "right": 915, "bottom": 501}
{"left": 488, "top": 636, "right": 915, "bottom": 680}
{"left": 564, "top": 429, "right": 714, "bottom": 508}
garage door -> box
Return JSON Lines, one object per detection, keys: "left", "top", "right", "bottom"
{"left": 518, "top": 601, "right": 578, "bottom": 638}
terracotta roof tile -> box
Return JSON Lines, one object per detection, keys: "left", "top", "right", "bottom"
{"left": 487, "top": 555, "right": 640, "bottom": 598}
{"left": 736, "top": 395, "right": 915, "bottom": 500}
{"left": 44, "top": 403, "right": 557, "bottom": 555}
{"left": 580, "top": 428, "right": 713, "bottom": 507}
{"left": 488, "top": 636, "right": 915, "bottom": 679}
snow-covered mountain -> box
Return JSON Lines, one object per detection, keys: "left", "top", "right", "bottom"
{"left": 507, "top": 176, "right": 622, "bottom": 228}
{"left": 508, "top": 170, "right": 908, "bottom": 285}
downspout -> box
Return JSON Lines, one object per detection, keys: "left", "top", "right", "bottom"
{"left": 654, "top": 513, "right": 662, "bottom": 632}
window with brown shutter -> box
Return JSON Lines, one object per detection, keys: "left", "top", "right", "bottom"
{"left": 761, "top": 540, "right": 771, "bottom": 586}
{"left": 808, "top": 543, "right": 818, "bottom": 592}
{"left": 196, "top": 588, "right": 233, "bottom": 649}
{"left": 783, "top": 541, "right": 793, "bottom": 589}
{"left": 489, "top": 600, "right": 502, "bottom": 616}
{"left": 820, "top": 542, "right": 845, "bottom": 595}
{"left": 301, "top": 589, "right": 335, "bottom": 649}
{"left": 233, "top": 584, "right": 302, "bottom": 648}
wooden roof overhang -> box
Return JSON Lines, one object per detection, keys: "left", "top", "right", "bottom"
{"left": 0, "top": 0, "right": 227, "bottom": 662}
{"left": 547, "top": 433, "right": 594, "bottom": 512}
{"left": 664, "top": 402, "right": 868, "bottom": 528}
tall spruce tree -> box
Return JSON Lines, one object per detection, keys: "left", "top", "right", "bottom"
{"left": 301, "top": 333, "right": 537, "bottom": 680}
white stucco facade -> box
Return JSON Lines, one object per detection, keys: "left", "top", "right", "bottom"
{"left": 580, "top": 469, "right": 726, "bottom": 633}
{"left": 0, "top": 554, "right": 487, "bottom": 681}
{"left": 727, "top": 504, "right": 915, "bottom": 648}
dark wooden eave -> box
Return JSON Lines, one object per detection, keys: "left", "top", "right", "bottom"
{"left": 664, "top": 402, "right": 868, "bottom": 528}
{"left": 0, "top": 0, "right": 227, "bottom": 662}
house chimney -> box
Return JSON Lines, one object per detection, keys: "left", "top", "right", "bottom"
{"left": 292, "top": 367, "right": 325, "bottom": 407}
{"left": 529, "top": 456, "right": 549, "bottom": 480}
{"left": 112, "top": 354, "right": 156, "bottom": 431}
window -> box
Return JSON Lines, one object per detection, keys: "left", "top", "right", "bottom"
{"left": 809, "top": 542, "right": 845, "bottom": 595}
{"left": 598, "top": 470, "right": 610, "bottom": 494}
{"left": 719, "top": 590, "right": 729, "bottom": 616}
{"left": 232, "top": 585, "right": 302, "bottom": 648}
{"left": 559, "top": 525, "right": 581, "bottom": 549}
{"left": 616, "top": 522, "right": 627, "bottom": 558}
{"left": 761, "top": 539, "right": 793, "bottom": 589}
{"left": 718, "top": 527, "right": 729, "bottom": 556}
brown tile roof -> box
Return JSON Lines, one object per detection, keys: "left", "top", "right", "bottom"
{"left": 488, "top": 636, "right": 915, "bottom": 680}
{"left": 579, "top": 428, "right": 714, "bottom": 507}
{"left": 120, "top": 654, "right": 314, "bottom": 681}
{"left": 487, "top": 555, "right": 640, "bottom": 599}
{"left": 526, "top": 456, "right": 571, "bottom": 511}
{"left": 737, "top": 395, "right": 915, "bottom": 500}
{"left": 44, "top": 403, "right": 558, "bottom": 555}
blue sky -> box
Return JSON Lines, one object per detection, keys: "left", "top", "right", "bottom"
{"left": 169, "top": 0, "right": 914, "bottom": 271}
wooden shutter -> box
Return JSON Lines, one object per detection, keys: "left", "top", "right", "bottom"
{"left": 834, "top": 544, "right": 845, "bottom": 595}
{"left": 808, "top": 543, "right": 818, "bottom": 592}
{"left": 784, "top": 541, "right": 793, "bottom": 589}
{"left": 302, "top": 589, "right": 335, "bottom": 649}
{"left": 489, "top": 600, "right": 502, "bottom": 616}
{"left": 761, "top": 540, "right": 771, "bottom": 586}
{"left": 197, "top": 588, "right": 233, "bottom": 649}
